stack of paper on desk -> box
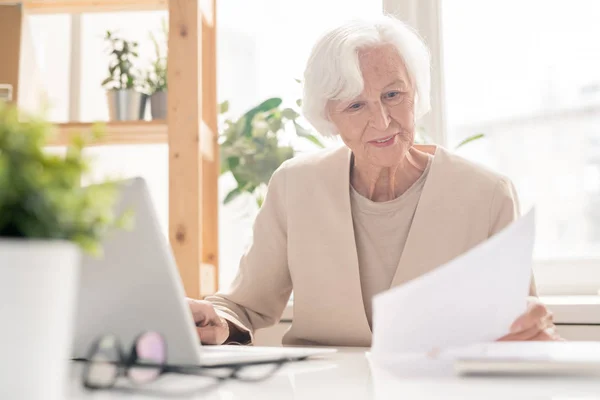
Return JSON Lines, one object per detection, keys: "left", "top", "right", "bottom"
{"left": 452, "top": 341, "right": 600, "bottom": 376}
{"left": 371, "top": 208, "right": 535, "bottom": 358}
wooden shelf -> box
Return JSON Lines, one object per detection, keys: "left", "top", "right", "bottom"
{"left": 19, "top": 0, "right": 167, "bottom": 14}
{"left": 4, "top": 0, "right": 221, "bottom": 297}
{"left": 49, "top": 120, "right": 167, "bottom": 146}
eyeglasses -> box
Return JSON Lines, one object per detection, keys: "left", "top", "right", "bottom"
{"left": 79, "top": 331, "right": 288, "bottom": 392}
{"left": 82, "top": 331, "right": 168, "bottom": 389}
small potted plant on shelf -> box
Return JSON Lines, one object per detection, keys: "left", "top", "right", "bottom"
{"left": 0, "top": 102, "right": 127, "bottom": 400}
{"left": 143, "top": 20, "right": 168, "bottom": 120}
{"left": 102, "top": 30, "right": 145, "bottom": 121}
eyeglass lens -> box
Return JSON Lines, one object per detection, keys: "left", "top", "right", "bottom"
{"left": 128, "top": 331, "right": 167, "bottom": 384}
{"left": 84, "top": 335, "right": 121, "bottom": 389}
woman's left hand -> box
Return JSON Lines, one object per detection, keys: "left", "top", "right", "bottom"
{"left": 498, "top": 297, "right": 563, "bottom": 341}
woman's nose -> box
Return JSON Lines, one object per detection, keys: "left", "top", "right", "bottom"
{"left": 369, "top": 102, "right": 391, "bottom": 131}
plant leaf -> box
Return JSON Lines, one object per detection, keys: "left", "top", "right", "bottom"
{"left": 223, "top": 187, "right": 242, "bottom": 204}
{"left": 455, "top": 133, "right": 485, "bottom": 149}
{"left": 219, "top": 100, "right": 230, "bottom": 114}
{"left": 239, "top": 98, "right": 282, "bottom": 137}
{"left": 294, "top": 122, "right": 325, "bottom": 148}
{"left": 267, "top": 117, "right": 282, "bottom": 133}
{"left": 251, "top": 98, "right": 282, "bottom": 114}
{"left": 227, "top": 156, "right": 240, "bottom": 171}
{"left": 101, "top": 76, "right": 114, "bottom": 86}
{"left": 281, "top": 108, "right": 299, "bottom": 120}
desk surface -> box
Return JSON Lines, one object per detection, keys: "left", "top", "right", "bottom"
{"left": 68, "top": 347, "right": 600, "bottom": 399}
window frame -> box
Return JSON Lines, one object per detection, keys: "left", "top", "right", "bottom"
{"left": 60, "top": 2, "right": 600, "bottom": 297}
{"left": 383, "top": 0, "right": 599, "bottom": 296}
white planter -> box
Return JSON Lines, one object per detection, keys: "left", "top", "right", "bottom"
{"left": 0, "top": 239, "right": 81, "bottom": 400}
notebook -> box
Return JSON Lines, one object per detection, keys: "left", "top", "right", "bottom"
{"left": 454, "top": 341, "right": 600, "bottom": 377}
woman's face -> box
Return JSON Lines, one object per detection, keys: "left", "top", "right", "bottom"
{"left": 327, "top": 44, "right": 416, "bottom": 168}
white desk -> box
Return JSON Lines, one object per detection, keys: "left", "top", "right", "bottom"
{"left": 68, "top": 348, "right": 600, "bottom": 399}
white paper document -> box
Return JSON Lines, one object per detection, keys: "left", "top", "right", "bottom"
{"left": 371, "top": 208, "right": 536, "bottom": 357}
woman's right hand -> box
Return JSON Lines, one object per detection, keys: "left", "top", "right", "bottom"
{"left": 187, "top": 298, "right": 230, "bottom": 345}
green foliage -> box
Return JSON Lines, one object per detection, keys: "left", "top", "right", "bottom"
{"left": 143, "top": 19, "right": 168, "bottom": 94}
{"left": 415, "top": 126, "right": 485, "bottom": 150}
{"left": 0, "top": 103, "right": 128, "bottom": 256}
{"left": 455, "top": 133, "right": 485, "bottom": 149}
{"left": 219, "top": 98, "right": 325, "bottom": 206}
{"left": 102, "top": 30, "right": 141, "bottom": 91}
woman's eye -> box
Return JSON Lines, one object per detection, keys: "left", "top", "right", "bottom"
{"left": 347, "top": 103, "right": 363, "bottom": 111}
{"left": 385, "top": 91, "right": 402, "bottom": 100}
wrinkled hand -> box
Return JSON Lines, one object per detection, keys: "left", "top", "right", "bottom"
{"left": 187, "top": 298, "right": 230, "bottom": 345}
{"left": 498, "top": 297, "right": 563, "bottom": 341}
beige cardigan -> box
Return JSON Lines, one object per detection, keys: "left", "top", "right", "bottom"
{"left": 207, "top": 144, "right": 536, "bottom": 347}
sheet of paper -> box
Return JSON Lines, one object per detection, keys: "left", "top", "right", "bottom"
{"left": 371, "top": 208, "right": 535, "bottom": 357}
{"left": 449, "top": 341, "right": 600, "bottom": 363}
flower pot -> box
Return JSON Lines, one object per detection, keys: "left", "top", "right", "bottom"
{"left": 106, "top": 89, "right": 145, "bottom": 121}
{"left": 0, "top": 239, "right": 81, "bottom": 400}
{"left": 150, "top": 90, "right": 168, "bottom": 120}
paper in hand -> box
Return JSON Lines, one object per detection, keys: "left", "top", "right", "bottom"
{"left": 371, "top": 208, "right": 535, "bottom": 357}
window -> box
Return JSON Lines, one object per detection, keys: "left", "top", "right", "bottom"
{"left": 27, "top": 12, "right": 170, "bottom": 238}
{"left": 79, "top": 11, "right": 168, "bottom": 121}
{"left": 26, "top": 14, "right": 71, "bottom": 121}
{"left": 440, "top": 0, "right": 600, "bottom": 294}
{"left": 216, "top": 0, "right": 383, "bottom": 289}
{"left": 26, "top": 1, "right": 383, "bottom": 291}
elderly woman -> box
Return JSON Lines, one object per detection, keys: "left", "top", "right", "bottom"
{"left": 189, "top": 15, "right": 560, "bottom": 346}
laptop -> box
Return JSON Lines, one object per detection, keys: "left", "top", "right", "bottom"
{"left": 72, "top": 177, "right": 336, "bottom": 367}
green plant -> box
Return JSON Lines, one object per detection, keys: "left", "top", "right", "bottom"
{"left": 101, "top": 30, "right": 141, "bottom": 90}
{"left": 219, "top": 98, "right": 325, "bottom": 206}
{"left": 143, "top": 19, "right": 168, "bottom": 94}
{"left": 0, "top": 102, "right": 128, "bottom": 255}
{"left": 455, "top": 133, "right": 485, "bottom": 149}
{"left": 415, "top": 127, "right": 485, "bottom": 150}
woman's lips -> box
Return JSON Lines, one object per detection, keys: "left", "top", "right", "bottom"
{"left": 368, "top": 133, "right": 399, "bottom": 147}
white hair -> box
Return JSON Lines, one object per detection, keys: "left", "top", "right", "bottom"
{"left": 302, "top": 15, "right": 431, "bottom": 137}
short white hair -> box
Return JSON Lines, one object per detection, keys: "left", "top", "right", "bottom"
{"left": 302, "top": 15, "right": 431, "bottom": 137}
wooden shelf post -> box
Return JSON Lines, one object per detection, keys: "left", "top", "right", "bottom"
{"left": 200, "top": 0, "right": 219, "bottom": 297}
{"left": 0, "top": 4, "right": 23, "bottom": 105}
{"left": 168, "top": 0, "right": 206, "bottom": 299}
{"left": 2, "top": 0, "right": 221, "bottom": 298}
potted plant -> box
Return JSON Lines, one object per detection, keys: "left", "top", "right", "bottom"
{"left": 144, "top": 20, "right": 168, "bottom": 120}
{"left": 219, "top": 97, "right": 325, "bottom": 206}
{"left": 102, "top": 30, "right": 145, "bottom": 121}
{"left": 0, "top": 103, "right": 126, "bottom": 400}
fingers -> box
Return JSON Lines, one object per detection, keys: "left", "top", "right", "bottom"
{"left": 188, "top": 299, "right": 220, "bottom": 325}
{"left": 505, "top": 312, "right": 553, "bottom": 340}
{"left": 499, "top": 309, "right": 564, "bottom": 342}
{"left": 530, "top": 326, "right": 563, "bottom": 341}
{"left": 196, "top": 319, "right": 229, "bottom": 345}
{"left": 509, "top": 301, "right": 548, "bottom": 333}
{"left": 188, "top": 299, "right": 230, "bottom": 344}
{"left": 500, "top": 299, "right": 553, "bottom": 342}
{"left": 196, "top": 326, "right": 221, "bottom": 345}
{"left": 501, "top": 323, "right": 544, "bottom": 341}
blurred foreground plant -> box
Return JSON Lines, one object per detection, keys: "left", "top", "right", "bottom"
{"left": 0, "top": 102, "right": 129, "bottom": 255}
